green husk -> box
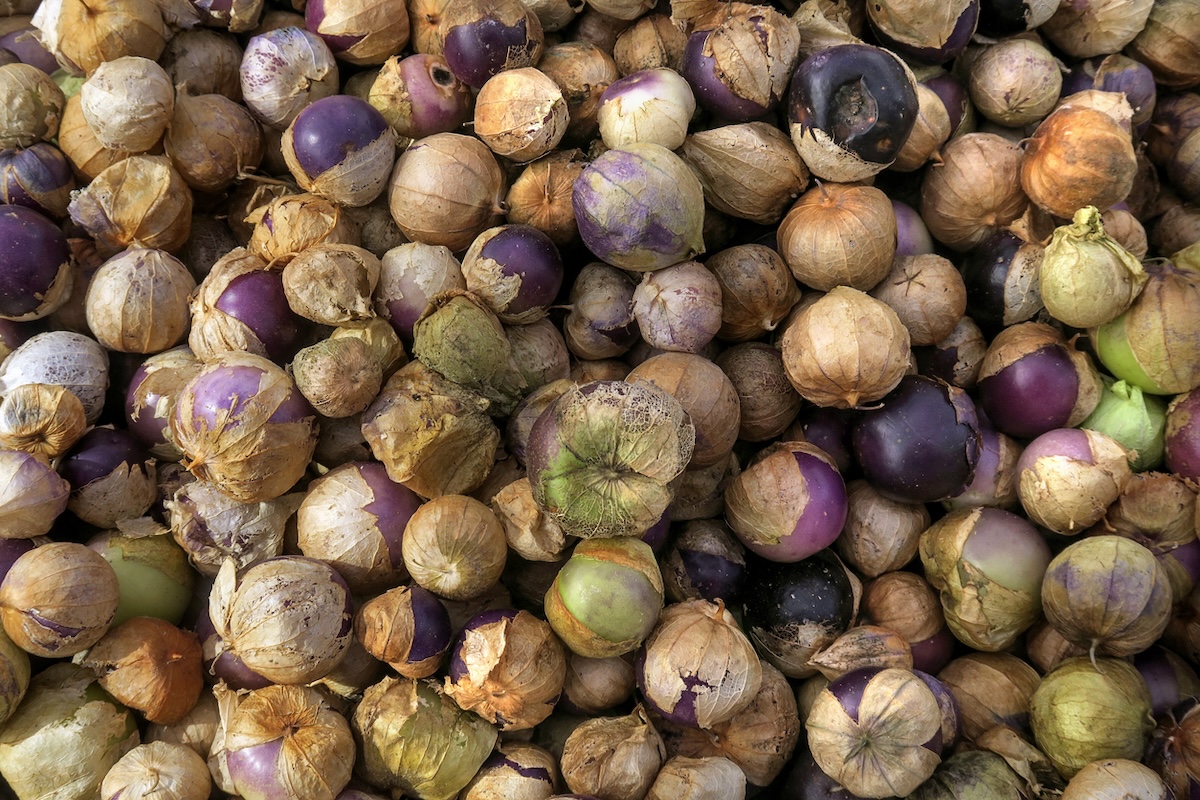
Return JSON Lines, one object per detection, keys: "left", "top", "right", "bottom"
{"left": 1040, "top": 206, "right": 1146, "bottom": 329}
{"left": 1079, "top": 377, "right": 1167, "bottom": 471}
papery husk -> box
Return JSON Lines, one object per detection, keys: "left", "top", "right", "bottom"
{"left": 626, "top": 351, "right": 739, "bottom": 468}
{"left": 861, "top": 571, "right": 943, "bottom": 645}
{"left": 0, "top": 62, "right": 64, "bottom": 149}
{"left": 869, "top": 254, "right": 966, "bottom": 347}
{"left": 657, "top": 661, "right": 800, "bottom": 787}
{"left": 444, "top": 610, "right": 566, "bottom": 730}
{"left": 937, "top": 652, "right": 1041, "bottom": 742}
{"left": 165, "top": 479, "right": 300, "bottom": 576}
{"left": 165, "top": 92, "right": 264, "bottom": 194}
{"left": 331, "top": 317, "right": 407, "bottom": 377}
{"left": 282, "top": 118, "right": 397, "bottom": 208}
{"left": 224, "top": 684, "right": 354, "bottom": 800}
{"left": 292, "top": 338, "right": 383, "bottom": 419}
{"left": 209, "top": 557, "right": 352, "bottom": 685}
{"left": 662, "top": 519, "right": 745, "bottom": 603}
{"left": 1041, "top": 535, "right": 1172, "bottom": 658}
{"left": 170, "top": 352, "right": 317, "bottom": 503}
{"left": 807, "top": 625, "right": 913, "bottom": 681}
{"left": 791, "top": 0, "right": 863, "bottom": 59}
{"left": 491, "top": 477, "right": 568, "bottom": 562}
{"left": 402, "top": 495, "right": 507, "bottom": 601}
{"left": 145, "top": 690, "right": 220, "bottom": 758}
{"left": 908, "top": 749, "right": 1029, "bottom": 800}
{"left": 246, "top": 192, "right": 361, "bottom": 267}
{"left": 1039, "top": 0, "right": 1153, "bottom": 59}
{"left": 969, "top": 40, "right": 1061, "bottom": 128}
{"left": 779, "top": 286, "right": 911, "bottom": 409}
{"left": 309, "top": 0, "right": 409, "bottom": 65}
{"left": 706, "top": 245, "right": 801, "bottom": 344}
{"left": 57, "top": 94, "right": 138, "bottom": 181}
{"left": 1055, "top": 90, "right": 1134, "bottom": 133}
{"left": 561, "top": 705, "right": 665, "bottom": 800}
{"left": 837, "top": 480, "right": 929, "bottom": 578}
{"left": 32, "top": 0, "right": 169, "bottom": 75}
{"left": 698, "top": 7, "right": 801, "bottom": 112}
{"left": 0, "top": 383, "right": 85, "bottom": 464}
{"left": 354, "top": 676, "right": 498, "bottom": 800}
{"left": 100, "top": 741, "right": 211, "bottom": 800}
{"left": 1021, "top": 107, "right": 1137, "bottom": 220}
{"left": 0, "top": 627, "right": 28, "bottom": 727}
{"left": 892, "top": 83, "right": 951, "bottom": 172}
{"left": 1096, "top": 472, "right": 1199, "bottom": 600}
{"left": 1128, "top": 0, "right": 1200, "bottom": 89}
{"left": 1100, "top": 207, "right": 1149, "bottom": 260}
{"left": 505, "top": 151, "right": 586, "bottom": 246}
{"left": 361, "top": 360, "right": 500, "bottom": 498}
{"left": 716, "top": 344, "right": 800, "bottom": 442}
{"left": 778, "top": 183, "right": 896, "bottom": 292}
{"left": 0, "top": 663, "right": 139, "bottom": 800}
{"left": 78, "top": 56, "right": 172, "bottom": 153}
{"left": 919, "top": 133, "right": 1028, "bottom": 252}
{"left": 1079, "top": 378, "right": 1167, "bottom": 473}
{"left": 806, "top": 667, "right": 942, "bottom": 798}
{"left": 1061, "top": 758, "right": 1168, "bottom": 800}
{"left": 0, "top": 331, "right": 110, "bottom": 424}
{"left": 81, "top": 617, "right": 203, "bottom": 725}
{"left": 562, "top": 653, "right": 635, "bottom": 714}
{"left": 613, "top": 14, "right": 686, "bottom": 74}
{"left": 646, "top": 755, "right": 746, "bottom": 800}
{"left": 67, "top": 454, "right": 157, "bottom": 530}
{"left": 68, "top": 154, "right": 192, "bottom": 254}
{"left": 281, "top": 243, "right": 380, "bottom": 325}
{"left": 1018, "top": 430, "right": 1133, "bottom": 534}
{"left": 919, "top": 507, "right": 1045, "bottom": 652}
{"left": 683, "top": 126, "right": 808, "bottom": 227}
{"left": 85, "top": 247, "right": 196, "bottom": 354}
{"left": 388, "top": 133, "right": 507, "bottom": 252}
{"left": 974, "top": 724, "right": 1062, "bottom": 797}
{"left": 504, "top": 319, "right": 571, "bottom": 398}
{"left": 640, "top": 600, "right": 762, "bottom": 729}
{"left": 1029, "top": 657, "right": 1154, "bottom": 779}
{"left": 1040, "top": 207, "right": 1147, "bottom": 329}
{"left": 474, "top": 67, "right": 567, "bottom": 163}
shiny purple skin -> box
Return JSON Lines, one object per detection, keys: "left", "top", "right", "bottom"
{"left": 447, "top": 608, "right": 519, "bottom": 682}
{"left": 922, "top": 72, "right": 970, "bottom": 136}
{"left": 909, "top": 626, "right": 956, "bottom": 675}
{"left": 743, "top": 450, "right": 848, "bottom": 563}
{"left": 389, "top": 54, "right": 473, "bottom": 139}
{"left": 442, "top": 13, "right": 538, "bottom": 89}
{"left": 682, "top": 28, "right": 771, "bottom": 121}
{"left": 640, "top": 511, "right": 670, "bottom": 554}
{"left": 406, "top": 584, "right": 453, "bottom": 664}
{"left": 960, "top": 231, "right": 1033, "bottom": 331}
{"left": 1135, "top": 646, "right": 1198, "bottom": 716}
{"left": 212, "top": 270, "right": 303, "bottom": 363}
{"left": 474, "top": 225, "right": 563, "bottom": 317}
{"left": 0, "top": 26, "right": 57, "bottom": 74}
{"left": 869, "top": 0, "right": 979, "bottom": 65}
{"left": 227, "top": 738, "right": 288, "bottom": 799}
{"left": 123, "top": 362, "right": 170, "bottom": 452}
{"left": 1166, "top": 390, "right": 1200, "bottom": 482}
{"left": 0, "top": 205, "right": 69, "bottom": 320}
{"left": 357, "top": 462, "right": 422, "bottom": 570}
{"left": 58, "top": 428, "right": 150, "bottom": 490}
{"left": 1067, "top": 55, "right": 1157, "bottom": 127}
{"left": 789, "top": 406, "right": 856, "bottom": 475}
{"left": 914, "top": 669, "right": 961, "bottom": 750}
{"left": 787, "top": 44, "right": 919, "bottom": 165}
{"left": 287, "top": 94, "right": 390, "bottom": 179}
{"left": 673, "top": 545, "right": 744, "bottom": 603}
{"left": 979, "top": 346, "right": 1079, "bottom": 440}
{"left": 0, "top": 144, "right": 74, "bottom": 218}
{"left": 944, "top": 417, "right": 1017, "bottom": 509}
{"left": 183, "top": 364, "right": 314, "bottom": 432}
{"left": 305, "top": 0, "right": 365, "bottom": 52}
{"left": 892, "top": 199, "right": 934, "bottom": 257}
{"left": 852, "top": 375, "right": 982, "bottom": 504}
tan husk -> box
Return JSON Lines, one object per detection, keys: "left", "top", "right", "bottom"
{"left": 474, "top": 67, "right": 568, "bottom": 163}
{"left": 869, "top": 254, "right": 966, "bottom": 347}
{"left": 145, "top": 685, "right": 220, "bottom": 758}
{"left": 165, "top": 92, "right": 264, "bottom": 193}
{"left": 1127, "top": 0, "right": 1200, "bottom": 89}
{"left": 1099, "top": 207, "right": 1149, "bottom": 260}
{"left": 1061, "top": 758, "right": 1169, "bottom": 800}
{"left": 779, "top": 286, "right": 911, "bottom": 409}
{"left": 669, "top": 451, "right": 737, "bottom": 522}
{"left": 563, "top": 653, "right": 636, "bottom": 714}
{"left": 699, "top": 7, "right": 800, "bottom": 112}
{"left": 224, "top": 684, "right": 355, "bottom": 800}
{"left": 836, "top": 480, "right": 929, "bottom": 578}
{"left": 892, "top": 83, "right": 951, "bottom": 172}
{"left": 164, "top": 480, "right": 300, "bottom": 577}
{"left": 537, "top": 42, "right": 619, "bottom": 146}
{"left": 68, "top": 452, "right": 158, "bottom": 529}
{"left": 101, "top": 741, "right": 211, "bottom": 800}
{"left": 491, "top": 477, "right": 568, "bottom": 562}
{"left": 937, "top": 651, "right": 1041, "bottom": 742}
{"left": 613, "top": 14, "right": 687, "bottom": 74}
{"left": 867, "top": 0, "right": 968, "bottom": 49}
{"left": 282, "top": 243, "right": 381, "bottom": 325}
{"left": 561, "top": 705, "right": 666, "bottom": 800}
{"left": 57, "top": 94, "right": 139, "bottom": 181}
{"left": 706, "top": 244, "right": 801, "bottom": 343}
{"left": 715, "top": 344, "right": 801, "bottom": 442}
{"left": 282, "top": 119, "right": 397, "bottom": 208}
{"left": 861, "top": 571, "right": 944, "bottom": 645}
{"left": 1040, "top": 0, "right": 1153, "bottom": 59}
{"left": 777, "top": 183, "right": 896, "bottom": 292}
{"left": 293, "top": 337, "right": 382, "bottom": 419}
{"left": 646, "top": 756, "right": 746, "bottom": 800}
{"left": 355, "top": 586, "right": 445, "bottom": 678}
{"left": 309, "top": 0, "right": 410, "bottom": 65}
{"left": 0, "top": 62, "right": 64, "bottom": 149}
{"left": 919, "top": 133, "right": 1028, "bottom": 252}
{"left": 246, "top": 192, "right": 361, "bottom": 267}
{"left": 444, "top": 610, "right": 566, "bottom": 730}
{"left": 67, "top": 154, "right": 193, "bottom": 254}
{"left": 1021, "top": 106, "right": 1137, "bottom": 220}
{"left": 81, "top": 617, "right": 203, "bottom": 725}
{"left": 807, "top": 625, "right": 913, "bottom": 681}
{"left": 402, "top": 495, "right": 507, "bottom": 600}
{"left": 505, "top": 151, "right": 586, "bottom": 245}
{"left": 79, "top": 56, "right": 173, "bottom": 153}
{"left": 968, "top": 39, "right": 1062, "bottom": 128}
{"left": 85, "top": 247, "right": 196, "bottom": 354}
{"left": 0, "top": 383, "right": 87, "bottom": 459}
{"left": 31, "top": 0, "right": 170, "bottom": 75}
{"left": 1018, "top": 430, "right": 1133, "bottom": 534}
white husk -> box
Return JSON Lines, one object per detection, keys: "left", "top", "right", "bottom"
{"left": 0, "top": 331, "right": 110, "bottom": 423}
{"left": 100, "top": 742, "right": 211, "bottom": 800}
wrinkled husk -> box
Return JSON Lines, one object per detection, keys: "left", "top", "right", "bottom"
{"left": 1061, "top": 757, "right": 1168, "bottom": 800}
{"left": 402, "top": 494, "right": 508, "bottom": 601}
{"left": 246, "top": 192, "right": 361, "bottom": 266}
{"left": 837, "top": 480, "right": 929, "bottom": 578}
{"left": 563, "top": 653, "right": 636, "bottom": 715}
{"left": 1098, "top": 472, "right": 1199, "bottom": 599}
{"left": 0, "top": 448, "right": 70, "bottom": 538}
{"left": 282, "top": 243, "right": 381, "bottom": 325}
{"left": 85, "top": 248, "right": 196, "bottom": 354}
{"left": 209, "top": 557, "right": 352, "bottom": 685}
{"left": 1079, "top": 378, "right": 1167, "bottom": 473}
{"left": 526, "top": 380, "right": 694, "bottom": 539}
{"left": 919, "top": 507, "right": 1046, "bottom": 651}
{"left": 704, "top": 7, "right": 799, "bottom": 108}
{"left": 807, "top": 625, "right": 913, "bottom": 681}
{"left": 165, "top": 92, "right": 264, "bottom": 193}
{"left": 626, "top": 351, "right": 739, "bottom": 468}
{"left": 680, "top": 122, "right": 808, "bottom": 225}
{"left": 170, "top": 353, "right": 317, "bottom": 503}
{"left": 79, "top": 56, "right": 173, "bottom": 153}
{"left": 974, "top": 724, "right": 1063, "bottom": 796}
{"left": 1017, "top": 430, "right": 1133, "bottom": 534}
{"left": 779, "top": 286, "right": 911, "bottom": 409}
{"left": 361, "top": 360, "right": 500, "bottom": 498}
{"left": 869, "top": 254, "right": 966, "bottom": 347}
{"left": 919, "top": 133, "right": 1028, "bottom": 252}
{"left": 100, "top": 741, "right": 211, "bottom": 800}
{"left": 777, "top": 183, "right": 896, "bottom": 292}
{"left": 67, "top": 154, "right": 193, "bottom": 254}
{"left": 186, "top": 248, "right": 278, "bottom": 362}
{"left": 1127, "top": 0, "right": 1200, "bottom": 89}
{"left": 1040, "top": 0, "right": 1153, "bottom": 59}
{"left": 937, "top": 651, "right": 1041, "bottom": 742}
{"left": 707, "top": 245, "right": 801, "bottom": 344}
{"left": 908, "top": 750, "right": 1028, "bottom": 800}
{"left": 1040, "top": 207, "right": 1147, "bottom": 329}
{"left": 505, "top": 151, "right": 586, "bottom": 245}
{"left": 892, "top": 83, "right": 951, "bottom": 172}
{"left": 224, "top": 684, "right": 354, "bottom": 800}
{"left": 310, "top": 0, "right": 410, "bottom": 64}
{"left": 293, "top": 337, "right": 383, "bottom": 419}
{"left": 491, "top": 477, "right": 568, "bottom": 561}
{"left": 0, "top": 627, "right": 28, "bottom": 727}
{"left": 0, "top": 330, "right": 110, "bottom": 424}
{"left": 0, "top": 62, "right": 64, "bottom": 149}
{"left": 0, "top": 663, "right": 139, "bottom": 800}
{"left": 445, "top": 610, "right": 566, "bottom": 730}
{"left": 353, "top": 676, "right": 498, "bottom": 800}
{"left": 282, "top": 118, "right": 397, "bottom": 208}
{"left": 474, "top": 68, "right": 568, "bottom": 162}
{"left": 806, "top": 667, "right": 942, "bottom": 798}
{"left": 32, "top": 0, "right": 171, "bottom": 74}
{"left": 165, "top": 479, "right": 300, "bottom": 576}
{"left": 1021, "top": 107, "right": 1137, "bottom": 220}
{"left": 561, "top": 705, "right": 665, "bottom": 800}
{"left": 144, "top": 682, "right": 220, "bottom": 758}
{"left": 646, "top": 756, "right": 746, "bottom": 800}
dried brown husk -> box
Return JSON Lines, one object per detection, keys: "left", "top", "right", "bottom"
{"left": 792, "top": 0, "right": 863, "bottom": 58}
{"left": 505, "top": 151, "right": 586, "bottom": 246}
{"left": 563, "top": 262, "right": 637, "bottom": 360}
{"left": 1018, "top": 429, "right": 1132, "bottom": 535}
{"left": 165, "top": 479, "right": 300, "bottom": 576}
{"left": 613, "top": 14, "right": 686, "bottom": 74}
{"left": 662, "top": 520, "right": 744, "bottom": 603}
{"left": 402, "top": 494, "right": 507, "bottom": 601}
{"left": 246, "top": 192, "right": 361, "bottom": 267}
{"left": 893, "top": 83, "right": 951, "bottom": 172}
{"left": 562, "top": 653, "right": 635, "bottom": 714}
{"left": 1055, "top": 90, "right": 1135, "bottom": 133}
{"left": 869, "top": 254, "right": 966, "bottom": 347}
{"left": 626, "top": 352, "right": 740, "bottom": 468}
{"left": 0, "top": 542, "right": 120, "bottom": 657}
{"left": 361, "top": 360, "right": 500, "bottom": 498}
{"left": 387, "top": 132, "right": 507, "bottom": 252}
{"left": 505, "top": 319, "right": 571, "bottom": 399}
{"left": 0, "top": 62, "right": 64, "bottom": 149}
{"left": 1025, "top": 619, "right": 1087, "bottom": 675}
{"left": 444, "top": 609, "right": 566, "bottom": 730}
{"left": 836, "top": 480, "right": 929, "bottom": 578}
{"left": 282, "top": 243, "right": 380, "bottom": 325}
{"left": 32, "top": 0, "right": 170, "bottom": 75}
{"left": 1061, "top": 758, "right": 1168, "bottom": 800}
{"left": 79, "top": 56, "right": 173, "bottom": 153}
{"left": 1040, "top": 0, "right": 1153, "bottom": 59}
{"left": 171, "top": 353, "right": 317, "bottom": 503}
{"left": 100, "top": 741, "right": 212, "bottom": 800}
{"left": 209, "top": 557, "right": 352, "bottom": 685}
{"left": 561, "top": 705, "right": 666, "bottom": 800}
{"left": 537, "top": 42, "right": 619, "bottom": 146}
{"left": 57, "top": 94, "right": 138, "bottom": 181}
{"left": 355, "top": 586, "right": 446, "bottom": 678}
{"left": 937, "top": 651, "right": 1041, "bottom": 742}
{"left": 85, "top": 247, "right": 196, "bottom": 354}
{"left": 669, "top": 451, "right": 737, "bottom": 522}
{"left": 1022, "top": 107, "right": 1137, "bottom": 220}
{"left": 808, "top": 625, "right": 913, "bottom": 681}
{"left": 646, "top": 755, "right": 746, "bottom": 800}
{"left": 706, "top": 243, "right": 801, "bottom": 343}
{"left": 68, "top": 154, "right": 193, "bottom": 255}
{"left": 309, "top": 0, "right": 409, "bottom": 65}
{"left": 966, "top": 728, "right": 1062, "bottom": 798}
{"left": 81, "top": 617, "right": 202, "bottom": 725}
{"left": 292, "top": 338, "right": 382, "bottom": 419}
{"left": 330, "top": 317, "right": 407, "bottom": 378}
{"left": 1128, "top": 0, "right": 1200, "bottom": 89}
{"left": 658, "top": 660, "right": 801, "bottom": 786}
{"left": 698, "top": 7, "right": 800, "bottom": 113}
{"left": 806, "top": 666, "right": 941, "bottom": 797}
{"left": 165, "top": 92, "right": 264, "bottom": 193}
{"left": 1099, "top": 207, "right": 1149, "bottom": 260}
{"left": 779, "top": 285, "right": 911, "bottom": 409}
{"left": 145, "top": 690, "right": 220, "bottom": 758}
{"left": 344, "top": 197, "right": 408, "bottom": 259}
{"left": 491, "top": 477, "right": 568, "bottom": 561}
{"left": 919, "top": 133, "right": 1028, "bottom": 251}
{"left": 68, "top": 447, "right": 158, "bottom": 529}
{"left": 224, "top": 684, "right": 355, "bottom": 800}
{"left": 777, "top": 183, "right": 896, "bottom": 292}
{"left": 0, "top": 383, "right": 87, "bottom": 459}
{"left": 474, "top": 67, "right": 568, "bottom": 163}
{"left": 161, "top": 29, "right": 244, "bottom": 100}
{"left": 968, "top": 39, "right": 1062, "bottom": 128}
{"left": 715, "top": 343, "right": 801, "bottom": 442}
{"left": 861, "top": 571, "right": 944, "bottom": 646}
